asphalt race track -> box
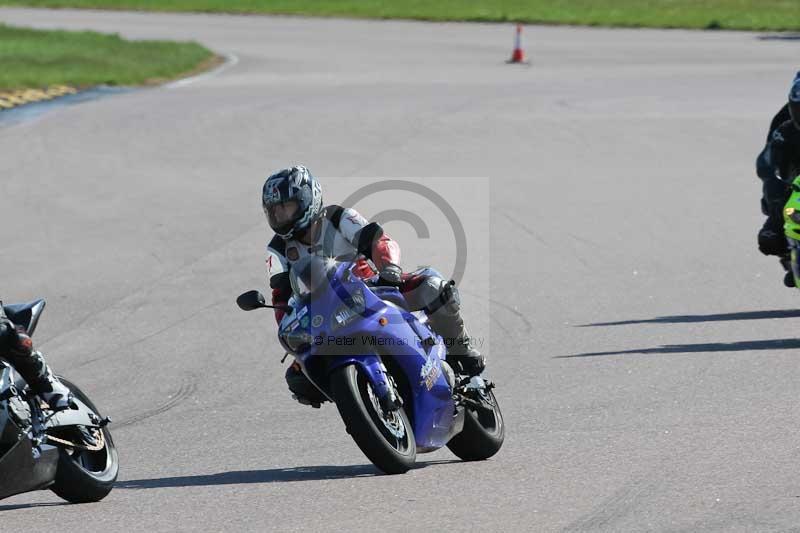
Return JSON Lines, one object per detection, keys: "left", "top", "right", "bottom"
{"left": 1, "top": 8, "right": 799, "bottom": 531}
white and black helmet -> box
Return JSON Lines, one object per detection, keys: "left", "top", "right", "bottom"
{"left": 262, "top": 165, "right": 323, "bottom": 239}
{"left": 790, "top": 71, "right": 800, "bottom": 129}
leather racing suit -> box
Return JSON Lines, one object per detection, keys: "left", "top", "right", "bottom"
{"left": 265, "top": 205, "right": 483, "bottom": 406}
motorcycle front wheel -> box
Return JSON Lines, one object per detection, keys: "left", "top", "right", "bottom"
{"left": 331, "top": 364, "right": 416, "bottom": 474}
{"left": 50, "top": 378, "right": 119, "bottom": 503}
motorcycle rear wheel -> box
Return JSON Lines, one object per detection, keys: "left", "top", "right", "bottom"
{"left": 50, "top": 378, "right": 119, "bottom": 503}
{"left": 331, "top": 364, "right": 416, "bottom": 474}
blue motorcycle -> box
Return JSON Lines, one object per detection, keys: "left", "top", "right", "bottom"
{"left": 237, "top": 256, "right": 504, "bottom": 474}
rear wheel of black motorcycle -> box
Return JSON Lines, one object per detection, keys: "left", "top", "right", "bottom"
{"left": 50, "top": 378, "right": 119, "bottom": 503}
{"left": 331, "top": 364, "right": 416, "bottom": 474}
{"left": 447, "top": 388, "right": 504, "bottom": 461}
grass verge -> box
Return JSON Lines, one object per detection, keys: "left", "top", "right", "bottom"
{"left": 0, "top": 0, "right": 799, "bottom": 31}
{"left": 0, "top": 23, "right": 215, "bottom": 91}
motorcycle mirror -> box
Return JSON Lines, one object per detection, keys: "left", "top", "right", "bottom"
{"left": 236, "top": 290, "right": 268, "bottom": 311}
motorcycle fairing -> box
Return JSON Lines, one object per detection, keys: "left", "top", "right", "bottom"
{"left": 3, "top": 299, "right": 46, "bottom": 336}
{"left": 0, "top": 433, "right": 59, "bottom": 500}
{"left": 0, "top": 363, "right": 58, "bottom": 500}
{"left": 293, "top": 264, "right": 457, "bottom": 449}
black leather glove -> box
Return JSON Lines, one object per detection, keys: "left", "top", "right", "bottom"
{"left": 758, "top": 227, "right": 789, "bottom": 256}
{"left": 377, "top": 264, "right": 403, "bottom": 286}
{"left": 0, "top": 319, "right": 8, "bottom": 337}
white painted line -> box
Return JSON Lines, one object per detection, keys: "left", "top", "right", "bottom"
{"left": 166, "top": 52, "right": 239, "bottom": 89}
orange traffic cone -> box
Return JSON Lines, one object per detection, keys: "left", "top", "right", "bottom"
{"left": 507, "top": 24, "right": 528, "bottom": 64}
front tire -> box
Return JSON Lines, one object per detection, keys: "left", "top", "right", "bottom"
{"left": 50, "top": 378, "right": 119, "bottom": 503}
{"left": 447, "top": 388, "right": 504, "bottom": 461}
{"left": 331, "top": 364, "right": 416, "bottom": 474}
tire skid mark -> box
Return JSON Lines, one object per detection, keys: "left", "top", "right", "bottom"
{"left": 503, "top": 212, "right": 550, "bottom": 248}
{"left": 490, "top": 314, "right": 512, "bottom": 335}
{"left": 562, "top": 473, "right": 660, "bottom": 532}
{"left": 459, "top": 287, "right": 533, "bottom": 334}
{"left": 39, "top": 220, "right": 261, "bottom": 351}
{"left": 488, "top": 296, "right": 534, "bottom": 334}
{"left": 114, "top": 374, "right": 197, "bottom": 430}
{"left": 503, "top": 213, "right": 590, "bottom": 269}
{"left": 73, "top": 298, "right": 228, "bottom": 370}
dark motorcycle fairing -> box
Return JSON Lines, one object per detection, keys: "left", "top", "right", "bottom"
{"left": 0, "top": 363, "right": 58, "bottom": 500}
{"left": 0, "top": 432, "right": 59, "bottom": 500}
{"left": 4, "top": 299, "right": 46, "bottom": 336}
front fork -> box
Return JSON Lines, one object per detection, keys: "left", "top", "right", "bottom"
{"left": 329, "top": 355, "right": 402, "bottom": 411}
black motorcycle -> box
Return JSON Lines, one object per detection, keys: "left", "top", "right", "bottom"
{"left": 0, "top": 299, "right": 118, "bottom": 503}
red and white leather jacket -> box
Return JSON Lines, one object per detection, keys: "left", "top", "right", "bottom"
{"left": 265, "top": 205, "right": 400, "bottom": 322}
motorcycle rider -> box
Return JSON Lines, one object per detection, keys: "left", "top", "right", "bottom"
{"left": 756, "top": 72, "right": 800, "bottom": 286}
{"left": 0, "top": 301, "right": 72, "bottom": 410}
{"left": 262, "top": 165, "right": 485, "bottom": 406}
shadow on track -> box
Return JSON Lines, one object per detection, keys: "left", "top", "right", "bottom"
{"left": 117, "top": 460, "right": 461, "bottom": 489}
{"left": 576, "top": 309, "right": 800, "bottom": 328}
{"left": 0, "top": 502, "right": 66, "bottom": 512}
{"left": 758, "top": 34, "right": 800, "bottom": 41}
{"left": 559, "top": 338, "right": 800, "bottom": 358}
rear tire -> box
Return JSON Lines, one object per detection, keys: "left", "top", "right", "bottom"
{"left": 331, "top": 364, "right": 416, "bottom": 474}
{"left": 447, "top": 388, "right": 504, "bottom": 461}
{"left": 50, "top": 378, "right": 119, "bottom": 503}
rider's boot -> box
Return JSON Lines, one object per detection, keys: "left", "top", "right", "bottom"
{"left": 31, "top": 361, "right": 73, "bottom": 411}
{"left": 427, "top": 305, "right": 486, "bottom": 377}
{"left": 285, "top": 361, "right": 326, "bottom": 408}
{"left": 758, "top": 210, "right": 793, "bottom": 287}
{"left": 8, "top": 334, "right": 72, "bottom": 410}
{"left": 780, "top": 255, "right": 796, "bottom": 288}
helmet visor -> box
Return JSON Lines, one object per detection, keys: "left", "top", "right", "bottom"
{"left": 266, "top": 200, "right": 300, "bottom": 233}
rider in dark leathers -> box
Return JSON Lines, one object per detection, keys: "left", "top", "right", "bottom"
{"left": 0, "top": 301, "right": 71, "bottom": 409}
{"left": 261, "top": 166, "right": 486, "bottom": 406}
{"left": 756, "top": 73, "right": 800, "bottom": 285}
